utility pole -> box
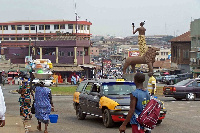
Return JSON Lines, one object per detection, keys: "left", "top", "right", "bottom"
{"left": 102, "top": 58, "right": 103, "bottom": 78}
{"left": 29, "top": 38, "right": 31, "bottom": 56}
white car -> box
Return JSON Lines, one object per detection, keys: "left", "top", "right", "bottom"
{"left": 32, "top": 79, "right": 53, "bottom": 87}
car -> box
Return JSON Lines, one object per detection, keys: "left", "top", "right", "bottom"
{"left": 156, "top": 76, "right": 164, "bottom": 83}
{"left": 163, "top": 78, "right": 200, "bottom": 101}
{"left": 163, "top": 75, "right": 178, "bottom": 85}
{"left": 73, "top": 79, "right": 167, "bottom": 127}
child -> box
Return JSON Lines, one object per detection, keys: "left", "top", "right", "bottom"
{"left": 119, "top": 72, "right": 150, "bottom": 133}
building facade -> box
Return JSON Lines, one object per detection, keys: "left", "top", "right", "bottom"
{"left": 170, "top": 31, "right": 191, "bottom": 73}
{"left": 190, "top": 19, "right": 200, "bottom": 77}
{"left": 0, "top": 20, "right": 92, "bottom": 65}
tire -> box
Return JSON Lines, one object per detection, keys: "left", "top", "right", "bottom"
{"left": 102, "top": 109, "right": 114, "bottom": 128}
{"left": 76, "top": 105, "right": 86, "bottom": 120}
{"left": 186, "top": 93, "right": 196, "bottom": 101}
{"left": 156, "top": 120, "right": 162, "bottom": 125}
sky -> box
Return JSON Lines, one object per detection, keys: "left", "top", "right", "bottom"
{"left": 0, "top": 0, "right": 199, "bottom": 37}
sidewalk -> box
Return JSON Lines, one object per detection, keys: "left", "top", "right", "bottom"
{"left": 1, "top": 114, "right": 24, "bottom": 133}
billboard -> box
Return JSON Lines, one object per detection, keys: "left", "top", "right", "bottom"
{"left": 128, "top": 50, "right": 141, "bottom": 67}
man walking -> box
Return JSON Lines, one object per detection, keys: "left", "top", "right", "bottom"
{"left": 147, "top": 72, "right": 156, "bottom": 96}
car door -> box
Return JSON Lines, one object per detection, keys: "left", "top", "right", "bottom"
{"left": 193, "top": 80, "right": 200, "bottom": 98}
{"left": 88, "top": 83, "right": 102, "bottom": 116}
{"left": 79, "top": 82, "right": 93, "bottom": 113}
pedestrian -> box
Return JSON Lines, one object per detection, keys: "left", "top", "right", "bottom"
{"left": 0, "top": 86, "right": 6, "bottom": 127}
{"left": 71, "top": 75, "right": 74, "bottom": 85}
{"left": 2, "top": 75, "right": 6, "bottom": 86}
{"left": 18, "top": 74, "right": 33, "bottom": 120}
{"left": 34, "top": 82, "right": 54, "bottom": 133}
{"left": 119, "top": 72, "right": 150, "bottom": 133}
{"left": 147, "top": 72, "right": 156, "bottom": 96}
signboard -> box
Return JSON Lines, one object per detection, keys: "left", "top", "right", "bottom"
{"left": 128, "top": 50, "right": 141, "bottom": 67}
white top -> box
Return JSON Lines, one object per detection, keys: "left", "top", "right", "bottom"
{"left": 0, "top": 86, "right": 6, "bottom": 120}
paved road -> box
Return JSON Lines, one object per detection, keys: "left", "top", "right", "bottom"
{"left": 2, "top": 85, "right": 200, "bottom": 133}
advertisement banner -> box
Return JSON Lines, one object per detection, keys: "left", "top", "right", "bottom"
{"left": 128, "top": 51, "right": 141, "bottom": 67}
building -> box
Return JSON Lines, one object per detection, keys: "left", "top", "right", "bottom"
{"left": 190, "top": 19, "right": 200, "bottom": 77}
{"left": 169, "top": 31, "right": 191, "bottom": 73}
{"left": 155, "top": 48, "right": 171, "bottom": 61}
{"left": 0, "top": 20, "right": 95, "bottom": 79}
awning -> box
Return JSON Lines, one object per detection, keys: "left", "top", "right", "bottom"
{"left": 192, "top": 69, "right": 200, "bottom": 73}
{"left": 51, "top": 66, "right": 84, "bottom": 72}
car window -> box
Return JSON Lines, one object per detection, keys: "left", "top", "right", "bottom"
{"left": 102, "top": 82, "right": 136, "bottom": 95}
{"left": 76, "top": 82, "right": 87, "bottom": 92}
{"left": 192, "top": 81, "right": 197, "bottom": 87}
{"left": 84, "top": 82, "right": 93, "bottom": 93}
{"left": 175, "top": 79, "right": 192, "bottom": 86}
{"left": 197, "top": 81, "right": 200, "bottom": 87}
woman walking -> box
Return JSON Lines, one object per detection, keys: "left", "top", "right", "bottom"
{"left": 35, "top": 82, "right": 54, "bottom": 133}
{"left": 18, "top": 74, "right": 33, "bottom": 120}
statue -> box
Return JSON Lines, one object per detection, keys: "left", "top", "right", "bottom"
{"left": 132, "top": 21, "right": 147, "bottom": 56}
{"left": 123, "top": 47, "right": 160, "bottom": 74}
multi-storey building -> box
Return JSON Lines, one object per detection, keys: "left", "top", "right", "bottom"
{"left": 190, "top": 18, "right": 200, "bottom": 77}
{"left": 0, "top": 20, "right": 92, "bottom": 64}
{"left": 0, "top": 20, "right": 91, "bottom": 41}
{"left": 155, "top": 48, "right": 171, "bottom": 61}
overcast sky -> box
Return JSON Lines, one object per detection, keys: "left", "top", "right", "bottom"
{"left": 0, "top": 0, "right": 199, "bottom": 37}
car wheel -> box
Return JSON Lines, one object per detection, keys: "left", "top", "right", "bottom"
{"left": 103, "top": 109, "right": 114, "bottom": 128}
{"left": 156, "top": 120, "right": 162, "bottom": 125}
{"left": 186, "top": 93, "right": 196, "bottom": 101}
{"left": 76, "top": 105, "right": 86, "bottom": 120}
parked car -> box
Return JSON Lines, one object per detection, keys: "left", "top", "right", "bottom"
{"left": 156, "top": 76, "right": 164, "bottom": 83}
{"left": 163, "top": 78, "right": 200, "bottom": 100}
{"left": 73, "top": 79, "right": 167, "bottom": 127}
{"left": 163, "top": 75, "right": 178, "bottom": 85}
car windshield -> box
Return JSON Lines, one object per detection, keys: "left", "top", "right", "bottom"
{"left": 174, "top": 79, "right": 191, "bottom": 86}
{"left": 102, "top": 82, "right": 136, "bottom": 95}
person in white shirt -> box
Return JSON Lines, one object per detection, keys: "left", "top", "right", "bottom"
{"left": 0, "top": 86, "right": 6, "bottom": 127}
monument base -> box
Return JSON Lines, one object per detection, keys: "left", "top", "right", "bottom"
{"left": 122, "top": 73, "right": 149, "bottom": 89}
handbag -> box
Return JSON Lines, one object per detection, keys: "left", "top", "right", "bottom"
{"left": 31, "top": 100, "right": 35, "bottom": 114}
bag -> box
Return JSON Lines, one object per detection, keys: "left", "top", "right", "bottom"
{"left": 31, "top": 101, "right": 35, "bottom": 114}
{"left": 137, "top": 99, "right": 161, "bottom": 129}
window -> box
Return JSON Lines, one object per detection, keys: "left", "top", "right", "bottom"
{"left": 39, "top": 25, "right": 44, "bottom": 30}
{"left": 81, "top": 25, "right": 83, "bottom": 30}
{"left": 25, "top": 25, "right": 29, "bottom": 30}
{"left": 183, "top": 50, "right": 189, "bottom": 59}
{"left": 77, "top": 51, "right": 79, "bottom": 56}
{"left": 54, "top": 24, "right": 59, "bottom": 30}
{"left": 0, "top": 25, "right": 2, "bottom": 30}
{"left": 11, "top": 25, "right": 16, "bottom": 30}
{"left": 68, "top": 24, "right": 73, "bottom": 29}
{"left": 42, "top": 48, "right": 56, "bottom": 55}
{"left": 87, "top": 25, "right": 90, "bottom": 30}
{"left": 24, "top": 36, "right": 29, "bottom": 40}
{"left": 84, "top": 48, "right": 88, "bottom": 56}
{"left": 68, "top": 51, "right": 73, "bottom": 56}
{"left": 60, "top": 24, "right": 65, "bottom": 29}
{"left": 59, "top": 51, "right": 65, "bottom": 56}
{"left": 0, "top": 37, "right": 2, "bottom": 40}
{"left": 161, "top": 52, "right": 163, "bottom": 55}
{"left": 45, "top": 25, "right": 50, "bottom": 30}
{"left": 17, "top": 36, "right": 22, "bottom": 40}
{"left": 96, "top": 50, "right": 97, "bottom": 52}
{"left": 10, "top": 36, "right": 15, "bottom": 40}
{"left": 3, "top": 25, "right": 8, "bottom": 30}
{"left": 17, "top": 25, "right": 22, "bottom": 30}
{"left": 80, "top": 51, "right": 83, "bottom": 56}
{"left": 30, "top": 25, "right": 35, "bottom": 30}
{"left": 78, "top": 25, "right": 80, "bottom": 30}
{"left": 3, "top": 37, "right": 9, "bottom": 40}
{"left": 38, "top": 35, "right": 44, "bottom": 40}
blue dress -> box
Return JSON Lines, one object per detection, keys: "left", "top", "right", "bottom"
{"left": 35, "top": 86, "right": 52, "bottom": 124}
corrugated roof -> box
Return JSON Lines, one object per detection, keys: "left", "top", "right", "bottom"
{"left": 169, "top": 31, "right": 191, "bottom": 42}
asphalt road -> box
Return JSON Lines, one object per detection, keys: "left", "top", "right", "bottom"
{"left": 2, "top": 85, "right": 200, "bottom": 133}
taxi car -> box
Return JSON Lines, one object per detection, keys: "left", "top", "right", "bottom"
{"left": 73, "top": 79, "right": 166, "bottom": 127}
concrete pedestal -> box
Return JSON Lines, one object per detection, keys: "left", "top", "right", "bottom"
{"left": 122, "top": 73, "right": 149, "bottom": 89}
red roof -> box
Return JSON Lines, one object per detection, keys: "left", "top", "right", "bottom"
{"left": 169, "top": 31, "right": 191, "bottom": 42}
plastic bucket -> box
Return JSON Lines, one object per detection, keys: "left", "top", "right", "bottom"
{"left": 49, "top": 114, "right": 58, "bottom": 123}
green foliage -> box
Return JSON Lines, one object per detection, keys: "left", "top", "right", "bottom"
{"left": 50, "top": 86, "right": 78, "bottom": 95}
